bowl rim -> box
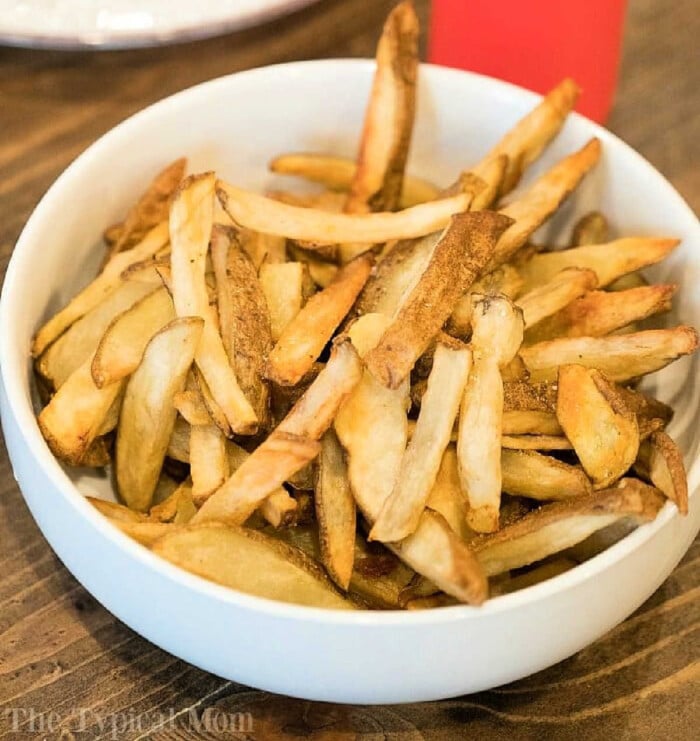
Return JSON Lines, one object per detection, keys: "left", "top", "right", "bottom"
{"left": 1, "top": 58, "right": 698, "bottom": 625}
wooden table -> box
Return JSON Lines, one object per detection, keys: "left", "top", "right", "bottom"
{"left": 1, "top": 1, "right": 698, "bottom": 738}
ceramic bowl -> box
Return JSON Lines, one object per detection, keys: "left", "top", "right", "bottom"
{"left": 1, "top": 60, "right": 698, "bottom": 703}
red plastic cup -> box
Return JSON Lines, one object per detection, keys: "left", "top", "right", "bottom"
{"left": 428, "top": 0, "right": 627, "bottom": 123}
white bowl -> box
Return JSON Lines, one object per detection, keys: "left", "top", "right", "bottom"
{"left": 1, "top": 61, "right": 698, "bottom": 704}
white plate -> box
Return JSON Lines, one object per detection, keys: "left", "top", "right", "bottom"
{"left": 0, "top": 0, "right": 319, "bottom": 49}
{"left": 1, "top": 61, "right": 698, "bottom": 703}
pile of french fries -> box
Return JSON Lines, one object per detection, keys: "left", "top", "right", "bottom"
{"left": 33, "top": 2, "right": 697, "bottom": 610}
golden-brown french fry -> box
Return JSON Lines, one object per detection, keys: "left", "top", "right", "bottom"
{"left": 35, "top": 281, "right": 153, "bottom": 390}
{"left": 490, "top": 138, "right": 601, "bottom": 268}
{"left": 520, "top": 326, "right": 699, "bottom": 382}
{"left": 335, "top": 313, "right": 487, "bottom": 605}
{"left": 316, "top": 429, "right": 356, "bottom": 590}
{"left": 502, "top": 410, "right": 562, "bottom": 435}
{"left": 426, "top": 447, "right": 473, "bottom": 542}
{"left": 287, "top": 244, "right": 340, "bottom": 288}
{"left": 238, "top": 229, "right": 287, "bottom": 269}
{"left": 370, "top": 342, "right": 471, "bottom": 542}
{"left": 570, "top": 211, "right": 608, "bottom": 246}
{"left": 353, "top": 231, "right": 439, "bottom": 318}
{"left": 501, "top": 435, "right": 572, "bottom": 450}
{"left": 91, "top": 286, "right": 175, "bottom": 388}
{"left": 473, "top": 480, "right": 665, "bottom": 576}
{"left": 77, "top": 436, "right": 112, "bottom": 467}
{"left": 345, "top": 0, "right": 418, "bottom": 216}
{"left": 266, "top": 254, "right": 372, "bottom": 386}
{"left": 226, "top": 441, "right": 298, "bottom": 528}
{"left": 150, "top": 481, "right": 195, "bottom": 523}
{"left": 615, "top": 385, "right": 673, "bottom": 428}
{"left": 167, "top": 415, "right": 191, "bottom": 463}
{"left": 557, "top": 365, "right": 639, "bottom": 488}
{"left": 210, "top": 226, "right": 272, "bottom": 426}
{"left": 365, "top": 211, "right": 512, "bottom": 388}
{"left": 268, "top": 189, "right": 347, "bottom": 213}
{"left": 516, "top": 267, "right": 597, "bottom": 328}
{"left": 608, "top": 272, "right": 649, "bottom": 292}
{"left": 458, "top": 295, "right": 524, "bottom": 533}
{"left": 38, "top": 358, "right": 125, "bottom": 465}
{"left": 269, "top": 153, "right": 440, "bottom": 208}
{"left": 120, "top": 255, "right": 171, "bottom": 285}
{"left": 501, "top": 449, "right": 592, "bottom": 500}
{"left": 116, "top": 317, "right": 203, "bottom": 511}
{"left": 468, "top": 154, "right": 508, "bottom": 211}
{"left": 447, "top": 263, "right": 524, "bottom": 338}
{"left": 216, "top": 180, "right": 473, "bottom": 246}
{"left": 152, "top": 523, "right": 355, "bottom": 609}
{"left": 190, "top": 424, "right": 229, "bottom": 506}
{"left": 32, "top": 221, "right": 169, "bottom": 357}
{"left": 518, "top": 237, "right": 679, "bottom": 293}
{"left": 524, "top": 284, "right": 677, "bottom": 344}
{"left": 634, "top": 431, "right": 688, "bottom": 515}
{"left": 173, "top": 378, "right": 212, "bottom": 426}
{"left": 259, "top": 262, "right": 308, "bottom": 342}
{"left": 114, "top": 520, "right": 178, "bottom": 547}
{"left": 88, "top": 496, "right": 147, "bottom": 523}
{"left": 476, "top": 78, "right": 580, "bottom": 196}
{"left": 193, "top": 341, "right": 362, "bottom": 525}
{"left": 170, "top": 173, "right": 257, "bottom": 435}
{"left": 106, "top": 157, "right": 186, "bottom": 260}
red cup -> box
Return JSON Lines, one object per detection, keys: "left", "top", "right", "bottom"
{"left": 428, "top": 0, "right": 627, "bottom": 123}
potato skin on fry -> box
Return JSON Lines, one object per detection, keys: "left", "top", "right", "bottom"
{"left": 365, "top": 211, "right": 512, "bottom": 388}
{"left": 116, "top": 317, "right": 203, "bottom": 512}
{"left": 266, "top": 254, "right": 373, "bottom": 386}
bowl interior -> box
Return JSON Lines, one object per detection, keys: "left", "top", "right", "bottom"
{"left": 2, "top": 59, "right": 699, "bottom": 606}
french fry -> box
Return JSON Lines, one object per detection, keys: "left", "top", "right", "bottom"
{"left": 216, "top": 180, "right": 473, "bottom": 246}
{"left": 150, "top": 481, "right": 196, "bottom": 523}
{"left": 518, "top": 237, "right": 679, "bottom": 293}
{"left": 153, "top": 523, "right": 355, "bottom": 609}
{"left": 349, "top": 0, "right": 418, "bottom": 214}
{"left": 502, "top": 410, "right": 562, "bottom": 435}
{"left": 614, "top": 385, "right": 673, "bottom": 428}
{"left": 516, "top": 267, "right": 597, "bottom": 329}
{"left": 634, "top": 431, "right": 688, "bottom": 515}
{"left": 473, "top": 480, "right": 665, "bottom": 576}
{"left": 570, "top": 210, "right": 608, "bottom": 246}
{"left": 316, "top": 430, "right": 356, "bottom": 590}
{"left": 287, "top": 243, "right": 340, "bottom": 288}
{"left": 469, "top": 154, "right": 508, "bottom": 211}
{"left": 193, "top": 341, "right": 362, "bottom": 525}
{"left": 210, "top": 225, "right": 272, "bottom": 426}
{"left": 476, "top": 77, "right": 580, "bottom": 196}
{"left": 490, "top": 556, "right": 579, "bottom": 596}
{"left": 38, "top": 357, "right": 125, "bottom": 465}
{"left": 501, "top": 449, "right": 592, "bottom": 500}
{"left": 106, "top": 157, "right": 186, "bottom": 260}
{"left": 524, "top": 284, "right": 677, "bottom": 344}
{"left": 521, "top": 326, "right": 699, "bottom": 382}
{"left": 365, "top": 211, "right": 512, "bottom": 388}
{"left": 120, "top": 255, "right": 171, "bottom": 285}
{"left": 77, "top": 436, "right": 113, "bottom": 467}
{"left": 501, "top": 435, "right": 572, "bottom": 450}
{"left": 447, "top": 263, "right": 524, "bottom": 338}
{"left": 269, "top": 153, "right": 439, "bottom": 208}
{"left": 113, "top": 519, "right": 179, "bottom": 547}
{"left": 238, "top": 229, "right": 287, "bottom": 269}
{"left": 353, "top": 231, "right": 439, "bottom": 318}
{"left": 557, "top": 365, "right": 639, "bottom": 488}
{"left": 335, "top": 313, "right": 487, "bottom": 604}
{"left": 170, "top": 173, "right": 258, "bottom": 435}
{"left": 36, "top": 280, "right": 153, "bottom": 390}
{"left": 91, "top": 286, "right": 175, "bottom": 388}
{"left": 88, "top": 496, "right": 147, "bottom": 523}
{"left": 173, "top": 377, "right": 212, "bottom": 426}
{"left": 226, "top": 441, "right": 298, "bottom": 528}
{"left": 189, "top": 424, "right": 229, "bottom": 506}
{"left": 490, "top": 138, "right": 601, "bottom": 269}
{"left": 116, "top": 317, "right": 203, "bottom": 511}
{"left": 338, "top": 0, "right": 418, "bottom": 262}
{"left": 32, "top": 221, "right": 169, "bottom": 357}
{"left": 458, "top": 295, "right": 524, "bottom": 533}
{"left": 608, "top": 272, "right": 649, "bottom": 292}
{"left": 426, "top": 447, "right": 473, "bottom": 542}
{"left": 370, "top": 342, "right": 471, "bottom": 542}
{"left": 259, "top": 262, "right": 308, "bottom": 341}
{"left": 266, "top": 254, "right": 372, "bottom": 386}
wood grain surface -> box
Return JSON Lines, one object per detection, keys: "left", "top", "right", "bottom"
{"left": 0, "top": 1, "right": 698, "bottom": 738}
